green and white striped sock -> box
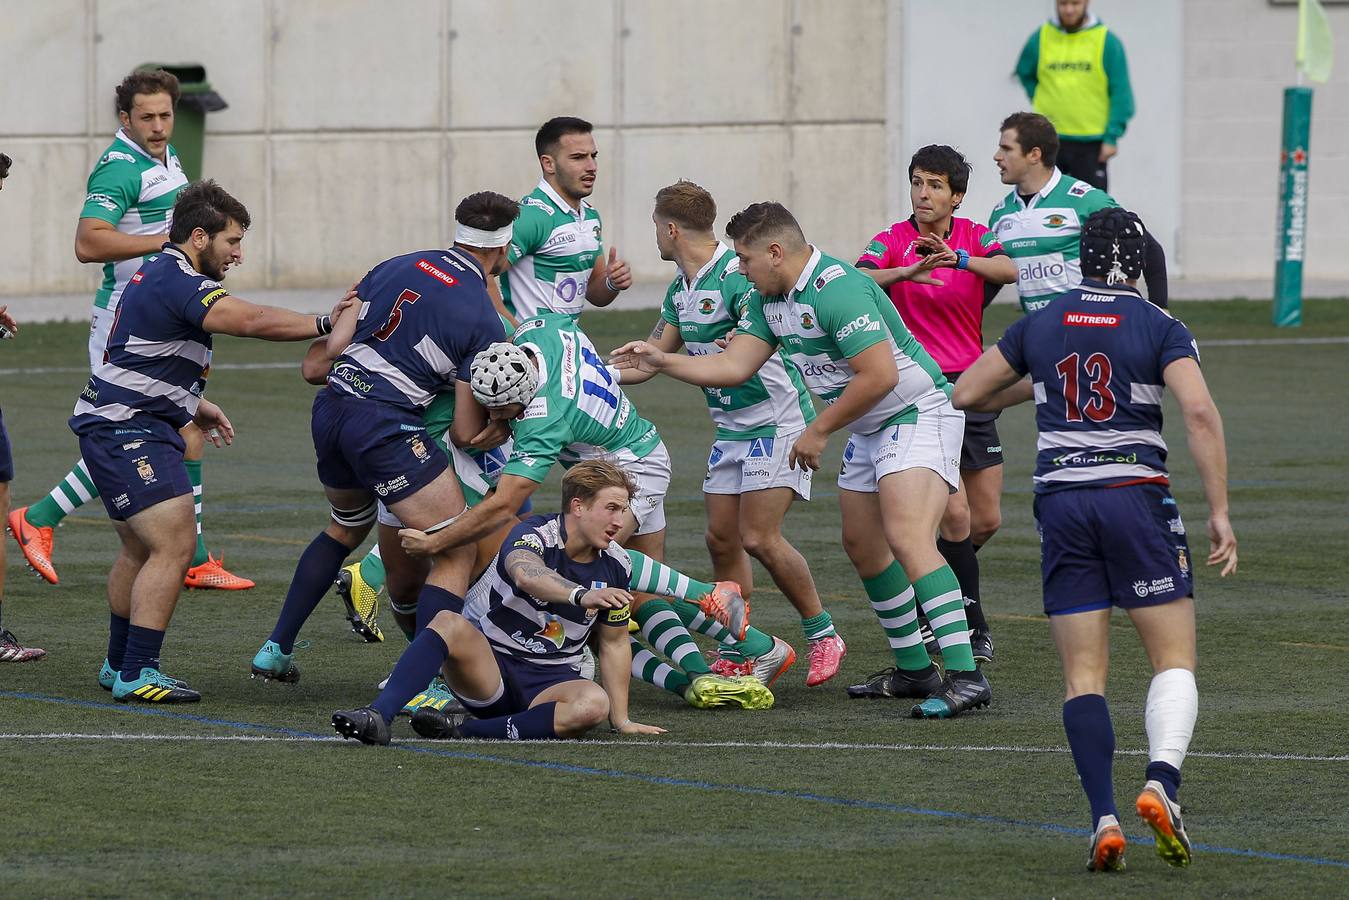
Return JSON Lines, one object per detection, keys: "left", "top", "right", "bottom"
{"left": 25, "top": 459, "right": 99, "bottom": 528}
{"left": 634, "top": 599, "right": 712, "bottom": 676}
{"left": 626, "top": 551, "right": 715, "bottom": 601}
{"left": 629, "top": 637, "right": 690, "bottom": 696}
{"left": 914, "top": 566, "right": 976, "bottom": 672}
{"left": 862, "top": 562, "right": 932, "bottom": 672}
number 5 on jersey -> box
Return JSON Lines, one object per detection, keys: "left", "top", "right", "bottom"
{"left": 373, "top": 289, "right": 420, "bottom": 341}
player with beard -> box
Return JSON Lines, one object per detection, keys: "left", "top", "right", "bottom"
{"left": 69, "top": 180, "right": 350, "bottom": 702}
{"left": 498, "top": 117, "right": 633, "bottom": 320}
{"left": 9, "top": 69, "right": 253, "bottom": 592}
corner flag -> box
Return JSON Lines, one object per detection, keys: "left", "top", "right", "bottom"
{"left": 1298, "top": 0, "right": 1334, "bottom": 83}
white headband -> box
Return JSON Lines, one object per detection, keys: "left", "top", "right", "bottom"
{"left": 454, "top": 222, "right": 513, "bottom": 248}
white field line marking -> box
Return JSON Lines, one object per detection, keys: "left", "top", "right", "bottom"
{"left": 2, "top": 732, "right": 1346, "bottom": 762}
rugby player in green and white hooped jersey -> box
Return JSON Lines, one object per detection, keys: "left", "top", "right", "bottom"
{"left": 990, "top": 111, "right": 1167, "bottom": 314}
{"left": 498, "top": 117, "right": 633, "bottom": 320}
{"left": 618, "top": 181, "right": 844, "bottom": 689}
{"left": 7, "top": 69, "right": 255, "bottom": 595}
{"left": 613, "top": 202, "right": 994, "bottom": 719}
{"left": 398, "top": 311, "right": 775, "bottom": 711}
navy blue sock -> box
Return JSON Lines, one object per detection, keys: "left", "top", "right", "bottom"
{"left": 268, "top": 532, "right": 351, "bottom": 653}
{"left": 120, "top": 624, "right": 166, "bottom": 680}
{"left": 415, "top": 584, "right": 465, "bottom": 635}
{"left": 1146, "top": 760, "right": 1182, "bottom": 803}
{"left": 458, "top": 702, "right": 558, "bottom": 741}
{"left": 107, "top": 613, "right": 131, "bottom": 670}
{"left": 371, "top": 628, "right": 450, "bottom": 724}
{"left": 1063, "top": 694, "right": 1118, "bottom": 827}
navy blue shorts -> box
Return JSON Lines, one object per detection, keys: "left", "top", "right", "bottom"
{"left": 0, "top": 408, "right": 13, "bottom": 483}
{"left": 1034, "top": 482, "right": 1194, "bottom": 616}
{"left": 310, "top": 387, "right": 447, "bottom": 503}
{"left": 77, "top": 418, "right": 192, "bottom": 521}
{"left": 463, "top": 649, "right": 584, "bottom": 719}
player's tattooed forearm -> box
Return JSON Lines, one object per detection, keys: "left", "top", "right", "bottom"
{"left": 649, "top": 319, "right": 666, "bottom": 340}
{"left": 505, "top": 549, "right": 581, "bottom": 596}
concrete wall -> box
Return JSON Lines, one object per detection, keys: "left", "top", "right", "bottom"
{"left": 1, "top": 0, "right": 1346, "bottom": 298}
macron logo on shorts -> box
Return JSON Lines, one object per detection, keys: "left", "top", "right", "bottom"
{"left": 1063, "top": 311, "right": 1122, "bottom": 328}
{"left": 415, "top": 259, "right": 458, "bottom": 287}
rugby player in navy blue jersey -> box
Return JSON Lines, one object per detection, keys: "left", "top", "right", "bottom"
{"left": 68, "top": 180, "right": 352, "bottom": 703}
{"left": 251, "top": 192, "right": 519, "bottom": 684}
{"left": 954, "top": 208, "right": 1237, "bottom": 872}
{"left": 333, "top": 460, "right": 665, "bottom": 745}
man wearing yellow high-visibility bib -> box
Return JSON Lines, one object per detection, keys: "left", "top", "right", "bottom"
{"left": 1016, "top": 0, "right": 1134, "bottom": 191}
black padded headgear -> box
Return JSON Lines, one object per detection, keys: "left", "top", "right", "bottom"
{"left": 1080, "top": 207, "right": 1146, "bottom": 284}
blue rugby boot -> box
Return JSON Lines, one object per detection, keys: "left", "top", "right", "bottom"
{"left": 250, "top": 640, "right": 301, "bottom": 683}
{"left": 113, "top": 667, "right": 201, "bottom": 703}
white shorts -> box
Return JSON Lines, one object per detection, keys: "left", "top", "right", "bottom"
{"left": 89, "top": 306, "right": 114, "bottom": 372}
{"left": 837, "top": 406, "right": 964, "bottom": 494}
{"left": 703, "top": 430, "right": 812, "bottom": 500}
{"left": 568, "top": 441, "right": 671, "bottom": 537}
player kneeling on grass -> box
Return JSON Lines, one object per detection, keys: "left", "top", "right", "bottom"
{"left": 953, "top": 207, "right": 1238, "bottom": 872}
{"left": 333, "top": 460, "right": 666, "bottom": 744}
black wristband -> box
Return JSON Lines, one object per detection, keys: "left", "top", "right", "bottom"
{"left": 568, "top": 586, "right": 587, "bottom": 606}
{"left": 315, "top": 315, "right": 333, "bottom": 335}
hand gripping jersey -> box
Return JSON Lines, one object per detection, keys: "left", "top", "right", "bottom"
{"left": 81, "top": 130, "right": 189, "bottom": 313}
{"left": 70, "top": 245, "right": 224, "bottom": 432}
{"left": 328, "top": 248, "right": 506, "bottom": 412}
{"left": 661, "top": 243, "right": 815, "bottom": 440}
{"left": 988, "top": 169, "right": 1117, "bottom": 314}
{"left": 856, "top": 217, "right": 1006, "bottom": 372}
{"left": 476, "top": 514, "right": 632, "bottom": 667}
{"left": 504, "top": 313, "right": 663, "bottom": 482}
{"left": 501, "top": 179, "right": 604, "bottom": 320}
{"left": 996, "top": 279, "right": 1200, "bottom": 493}
{"left": 736, "top": 247, "right": 952, "bottom": 436}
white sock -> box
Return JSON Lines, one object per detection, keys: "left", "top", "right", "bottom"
{"left": 1145, "top": 667, "right": 1198, "bottom": 770}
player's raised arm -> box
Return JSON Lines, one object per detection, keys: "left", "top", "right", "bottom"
{"left": 610, "top": 331, "right": 773, "bottom": 388}
{"left": 203, "top": 293, "right": 348, "bottom": 342}
{"left": 1163, "top": 357, "right": 1237, "bottom": 576}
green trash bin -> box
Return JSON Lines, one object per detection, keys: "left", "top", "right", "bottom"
{"left": 136, "top": 63, "right": 228, "bottom": 182}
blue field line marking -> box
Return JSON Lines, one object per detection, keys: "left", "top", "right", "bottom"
{"left": 5, "top": 690, "right": 1348, "bottom": 870}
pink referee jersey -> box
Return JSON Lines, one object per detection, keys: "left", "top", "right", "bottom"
{"left": 856, "top": 216, "right": 1003, "bottom": 372}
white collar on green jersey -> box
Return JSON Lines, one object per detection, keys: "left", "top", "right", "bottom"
{"left": 789, "top": 245, "right": 823, "bottom": 297}
{"left": 1017, "top": 168, "right": 1064, "bottom": 210}
{"left": 113, "top": 127, "right": 176, "bottom": 169}
{"left": 537, "top": 178, "right": 591, "bottom": 219}
{"left": 680, "top": 241, "right": 733, "bottom": 290}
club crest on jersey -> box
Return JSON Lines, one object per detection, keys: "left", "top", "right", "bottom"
{"left": 1177, "top": 548, "right": 1190, "bottom": 576}
{"left": 1042, "top": 214, "right": 1069, "bottom": 229}
{"left": 699, "top": 298, "right": 715, "bottom": 315}
{"left": 133, "top": 456, "right": 156, "bottom": 483}
{"left": 800, "top": 312, "right": 815, "bottom": 330}
{"left": 409, "top": 435, "right": 430, "bottom": 461}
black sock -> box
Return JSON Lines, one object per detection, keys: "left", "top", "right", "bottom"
{"left": 937, "top": 536, "right": 987, "bottom": 631}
